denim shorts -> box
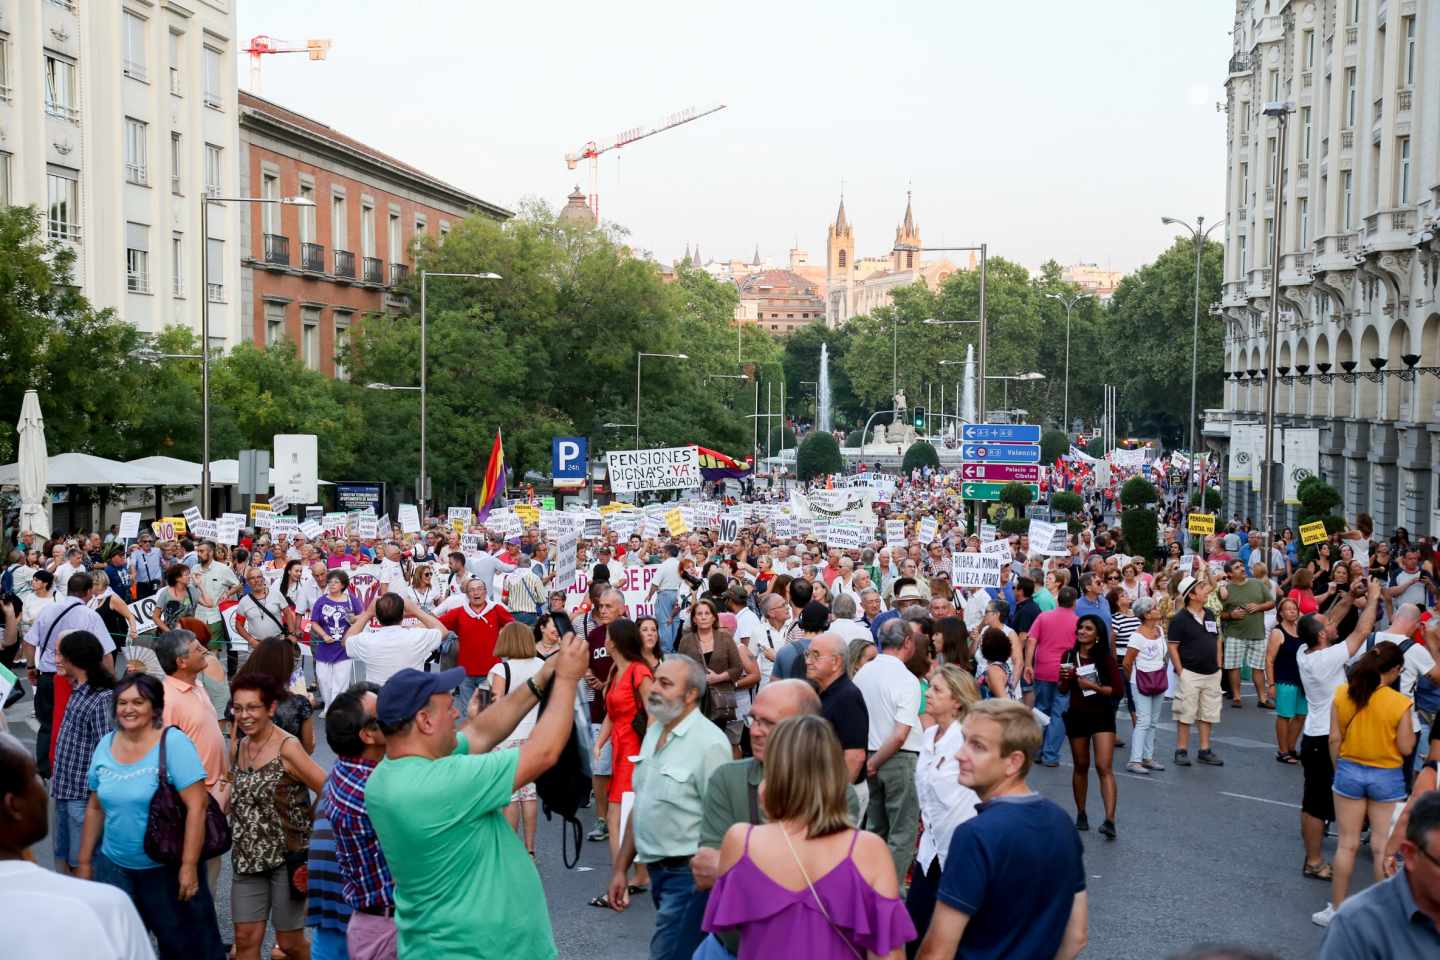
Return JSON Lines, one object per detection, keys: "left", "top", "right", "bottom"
{"left": 51, "top": 797, "right": 90, "bottom": 867}
{"left": 590, "top": 723, "right": 613, "bottom": 776}
{"left": 1331, "top": 758, "right": 1407, "bottom": 803}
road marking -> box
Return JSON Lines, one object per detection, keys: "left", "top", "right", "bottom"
{"left": 1221, "top": 791, "right": 1301, "bottom": 809}
{"left": 1211, "top": 735, "right": 1275, "bottom": 750}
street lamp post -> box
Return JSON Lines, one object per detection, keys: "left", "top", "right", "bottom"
{"left": 1161, "top": 214, "right": 1222, "bottom": 514}
{"left": 416, "top": 271, "right": 501, "bottom": 517}
{"left": 636, "top": 352, "right": 688, "bottom": 450}
{"left": 984, "top": 372, "right": 1046, "bottom": 413}
{"left": 1258, "top": 100, "right": 1293, "bottom": 557}
{"left": 200, "top": 193, "right": 314, "bottom": 516}
{"left": 1044, "top": 291, "right": 1091, "bottom": 431}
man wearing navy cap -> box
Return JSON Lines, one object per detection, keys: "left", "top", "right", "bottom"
{"left": 364, "top": 633, "right": 588, "bottom": 960}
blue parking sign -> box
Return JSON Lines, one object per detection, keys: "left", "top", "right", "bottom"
{"left": 551, "top": 436, "right": 588, "bottom": 480}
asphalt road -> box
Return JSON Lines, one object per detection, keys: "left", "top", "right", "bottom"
{"left": 6, "top": 687, "right": 1347, "bottom": 959}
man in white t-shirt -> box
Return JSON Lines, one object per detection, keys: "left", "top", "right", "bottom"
{"left": 1295, "top": 579, "right": 1380, "bottom": 920}
{"left": 828, "top": 593, "right": 874, "bottom": 648}
{"left": 853, "top": 617, "right": 923, "bottom": 883}
{"left": 1366, "top": 604, "right": 1440, "bottom": 737}
{"left": 342, "top": 592, "right": 451, "bottom": 687}
{"left": 0, "top": 733, "right": 155, "bottom": 960}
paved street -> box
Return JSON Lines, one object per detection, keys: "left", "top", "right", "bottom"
{"left": 7, "top": 688, "right": 1345, "bottom": 959}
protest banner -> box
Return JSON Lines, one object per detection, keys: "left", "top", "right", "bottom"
{"left": 377, "top": 514, "right": 390, "bottom": 537}
{"left": 826, "top": 520, "right": 867, "bottom": 549}
{"left": 980, "top": 538, "right": 1012, "bottom": 558}
{"left": 1028, "top": 519, "right": 1068, "bottom": 555}
{"left": 1300, "top": 520, "right": 1329, "bottom": 545}
{"left": 1186, "top": 513, "right": 1216, "bottom": 536}
{"left": 487, "top": 509, "right": 524, "bottom": 541}
{"left": 398, "top": 504, "right": 421, "bottom": 534}
{"left": 161, "top": 515, "right": 188, "bottom": 535}
{"left": 953, "top": 552, "right": 1003, "bottom": 589}
{"left": 191, "top": 519, "right": 218, "bottom": 541}
{"left": 151, "top": 520, "right": 176, "bottom": 542}
{"left": 885, "top": 520, "right": 906, "bottom": 548}
{"left": 665, "top": 508, "right": 689, "bottom": 536}
{"left": 918, "top": 517, "right": 938, "bottom": 545}
{"left": 300, "top": 520, "right": 324, "bottom": 540}
{"left": 514, "top": 504, "right": 541, "bottom": 526}
{"left": 461, "top": 534, "right": 484, "bottom": 553}
{"left": 565, "top": 563, "right": 660, "bottom": 618}
{"left": 606, "top": 446, "right": 702, "bottom": 493}
{"left": 553, "top": 530, "right": 579, "bottom": 592}
{"left": 253, "top": 509, "right": 273, "bottom": 530}
{"left": 117, "top": 512, "right": 141, "bottom": 540}
{"left": 127, "top": 594, "right": 161, "bottom": 633}
{"left": 583, "top": 517, "right": 603, "bottom": 539}
{"left": 447, "top": 507, "right": 473, "bottom": 526}
{"left": 809, "top": 487, "right": 875, "bottom": 521}
{"left": 217, "top": 516, "right": 242, "bottom": 546}
{"left": 718, "top": 515, "right": 740, "bottom": 544}
{"left": 183, "top": 506, "right": 203, "bottom": 527}
{"left": 272, "top": 518, "right": 300, "bottom": 538}
{"left": 642, "top": 515, "right": 664, "bottom": 538}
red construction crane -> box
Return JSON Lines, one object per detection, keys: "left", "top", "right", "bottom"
{"left": 565, "top": 103, "right": 726, "bottom": 224}
{"left": 243, "top": 35, "right": 332, "bottom": 94}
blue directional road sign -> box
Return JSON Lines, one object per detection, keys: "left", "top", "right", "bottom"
{"left": 551, "top": 436, "right": 588, "bottom": 480}
{"left": 961, "top": 423, "right": 1042, "bottom": 443}
{"left": 961, "top": 442, "right": 1041, "bottom": 463}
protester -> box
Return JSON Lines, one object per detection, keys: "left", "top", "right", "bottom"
{"left": 23, "top": 570, "right": 114, "bottom": 777}
{"left": 310, "top": 570, "right": 362, "bottom": 712}
{"left": 702, "top": 714, "right": 915, "bottom": 957}
{"left": 1218, "top": 559, "right": 1275, "bottom": 709}
{"left": 915, "top": 699, "right": 1088, "bottom": 959}
{"left": 677, "top": 598, "right": 746, "bottom": 747}
{"left": 906, "top": 664, "right": 981, "bottom": 954}
{"left": 1025, "top": 585, "right": 1080, "bottom": 767}
{"left": 606, "top": 655, "right": 733, "bottom": 960}
{"left": 0, "top": 731, "right": 156, "bottom": 959}
{"left": 155, "top": 628, "right": 231, "bottom": 825}
{"left": 1265, "top": 596, "right": 1307, "bottom": 763}
{"left": 342, "top": 591, "right": 449, "bottom": 686}
{"left": 365, "top": 636, "right": 588, "bottom": 958}
{"left": 853, "top": 617, "right": 923, "bottom": 885}
{"left": 77, "top": 674, "right": 226, "bottom": 959}
{"left": 806, "top": 631, "right": 870, "bottom": 793}
{"left": 232, "top": 637, "right": 316, "bottom": 753}
{"left": 488, "top": 621, "right": 548, "bottom": 859}
{"left": 1122, "top": 596, "right": 1169, "bottom": 773}
{"left": 1060, "top": 613, "right": 1121, "bottom": 838}
{"left": 1168, "top": 574, "right": 1225, "bottom": 767}
{"left": 49, "top": 631, "right": 116, "bottom": 875}
{"left": 589, "top": 617, "right": 653, "bottom": 905}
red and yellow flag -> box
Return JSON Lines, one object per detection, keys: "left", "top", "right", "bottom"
{"left": 477, "top": 430, "right": 507, "bottom": 521}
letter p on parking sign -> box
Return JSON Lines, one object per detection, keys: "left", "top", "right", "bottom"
{"left": 552, "top": 436, "right": 588, "bottom": 481}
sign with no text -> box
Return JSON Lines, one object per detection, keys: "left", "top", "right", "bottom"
{"left": 1300, "top": 520, "right": 1329, "bottom": 545}
{"left": 1186, "top": 513, "right": 1216, "bottom": 536}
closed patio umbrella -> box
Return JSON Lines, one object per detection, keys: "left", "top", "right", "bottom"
{"left": 17, "top": 389, "right": 50, "bottom": 539}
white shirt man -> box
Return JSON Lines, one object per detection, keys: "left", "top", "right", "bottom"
{"left": 342, "top": 593, "right": 448, "bottom": 687}
{"left": 0, "top": 859, "right": 155, "bottom": 960}
{"left": 464, "top": 545, "right": 516, "bottom": 596}
{"left": 1366, "top": 605, "right": 1440, "bottom": 734}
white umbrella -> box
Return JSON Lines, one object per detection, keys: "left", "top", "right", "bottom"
{"left": 17, "top": 389, "right": 50, "bottom": 539}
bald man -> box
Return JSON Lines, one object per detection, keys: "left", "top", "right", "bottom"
{"left": 687, "top": 680, "right": 860, "bottom": 958}
{"left": 0, "top": 733, "right": 153, "bottom": 958}
{"left": 806, "top": 633, "right": 870, "bottom": 789}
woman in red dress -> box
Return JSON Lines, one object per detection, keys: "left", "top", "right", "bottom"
{"left": 590, "top": 618, "right": 653, "bottom": 907}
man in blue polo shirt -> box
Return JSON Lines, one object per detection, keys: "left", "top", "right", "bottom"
{"left": 916, "top": 699, "right": 1088, "bottom": 960}
{"left": 1074, "top": 571, "right": 1112, "bottom": 636}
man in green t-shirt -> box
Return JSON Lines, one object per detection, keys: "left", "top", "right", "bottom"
{"left": 365, "top": 635, "right": 588, "bottom": 960}
{"left": 1217, "top": 558, "right": 1275, "bottom": 709}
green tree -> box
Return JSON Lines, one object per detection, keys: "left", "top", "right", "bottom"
{"left": 1296, "top": 476, "right": 1346, "bottom": 563}
{"left": 997, "top": 481, "right": 1035, "bottom": 535}
{"left": 901, "top": 441, "right": 940, "bottom": 473}
{"left": 1119, "top": 478, "right": 1160, "bottom": 565}
{"left": 1041, "top": 429, "right": 1069, "bottom": 464}
{"left": 1101, "top": 237, "right": 1224, "bottom": 446}
{"left": 1189, "top": 488, "right": 1223, "bottom": 511}
{"left": 1052, "top": 490, "right": 1085, "bottom": 535}
{"left": 796, "top": 432, "right": 842, "bottom": 482}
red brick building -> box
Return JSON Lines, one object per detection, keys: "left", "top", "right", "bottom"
{"left": 238, "top": 93, "right": 509, "bottom": 377}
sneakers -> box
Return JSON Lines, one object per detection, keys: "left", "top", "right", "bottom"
{"left": 1197, "top": 749, "right": 1225, "bottom": 766}
{"left": 1143, "top": 758, "right": 1166, "bottom": 771}
{"left": 1075, "top": 812, "right": 1090, "bottom": 832}
{"left": 1312, "top": 903, "right": 1335, "bottom": 927}
{"left": 586, "top": 821, "right": 609, "bottom": 842}
{"left": 1174, "top": 749, "right": 1192, "bottom": 766}
{"left": 1098, "top": 819, "right": 1117, "bottom": 840}
{"left": 1125, "top": 761, "right": 1150, "bottom": 775}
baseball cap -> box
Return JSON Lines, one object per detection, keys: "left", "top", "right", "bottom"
{"left": 377, "top": 667, "right": 466, "bottom": 727}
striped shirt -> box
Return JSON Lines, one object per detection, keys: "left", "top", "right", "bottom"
{"left": 52, "top": 683, "right": 114, "bottom": 801}
{"left": 1112, "top": 613, "right": 1140, "bottom": 657}
{"left": 305, "top": 815, "right": 352, "bottom": 935}
{"left": 322, "top": 756, "right": 394, "bottom": 910}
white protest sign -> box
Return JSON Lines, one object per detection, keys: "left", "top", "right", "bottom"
{"left": 272, "top": 518, "right": 300, "bottom": 538}
{"left": 553, "top": 530, "right": 579, "bottom": 591}
{"left": 953, "top": 552, "right": 1003, "bottom": 589}
{"left": 253, "top": 509, "right": 273, "bottom": 530}
{"left": 718, "top": 515, "right": 740, "bottom": 544}
{"left": 825, "top": 520, "right": 867, "bottom": 549}
{"left": 183, "top": 506, "right": 203, "bottom": 527}
{"left": 885, "top": 520, "right": 906, "bottom": 548}
{"left": 398, "top": 504, "right": 421, "bottom": 534}
{"left": 268, "top": 495, "right": 290, "bottom": 515}
{"left": 461, "top": 534, "right": 484, "bottom": 553}
{"left": 447, "top": 507, "right": 473, "bottom": 530}
{"left": 918, "top": 517, "right": 938, "bottom": 545}
{"left": 300, "top": 520, "right": 324, "bottom": 540}
{"left": 1028, "top": 519, "right": 1068, "bottom": 556}
{"left": 217, "top": 516, "right": 242, "bottom": 546}
{"left": 565, "top": 564, "right": 661, "bottom": 618}
{"left": 190, "top": 519, "right": 218, "bottom": 541}
{"left": 118, "top": 512, "right": 142, "bottom": 540}
{"left": 979, "top": 522, "right": 997, "bottom": 541}
{"left": 377, "top": 514, "right": 391, "bottom": 538}
{"left": 980, "top": 538, "right": 1012, "bottom": 558}
{"left": 486, "top": 509, "right": 523, "bottom": 541}
{"left": 606, "top": 446, "right": 702, "bottom": 493}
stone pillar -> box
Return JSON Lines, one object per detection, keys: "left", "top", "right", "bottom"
{"left": 1342, "top": 420, "right": 1370, "bottom": 522}
{"left": 1398, "top": 425, "right": 1431, "bottom": 538}
{"left": 1368, "top": 424, "right": 1399, "bottom": 535}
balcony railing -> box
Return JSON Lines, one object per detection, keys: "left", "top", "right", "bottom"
{"left": 1341, "top": 130, "right": 1354, "bottom": 149}
{"left": 124, "top": 163, "right": 148, "bottom": 186}
{"left": 207, "top": 282, "right": 224, "bottom": 302}
{"left": 263, "top": 234, "right": 290, "bottom": 266}
{"left": 362, "top": 256, "right": 383, "bottom": 284}
{"left": 127, "top": 272, "right": 150, "bottom": 294}
{"left": 334, "top": 249, "right": 356, "bottom": 279}
{"left": 1228, "top": 53, "right": 1251, "bottom": 75}
{"left": 301, "top": 242, "right": 324, "bottom": 272}
{"left": 1374, "top": 97, "right": 1383, "bottom": 121}
{"left": 1364, "top": 213, "right": 1379, "bottom": 235}
{"left": 45, "top": 100, "right": 80, "bottom": 122}
{"left": 123, "top": 60, "right": 147, "bottom": 82}
{"left": 203, "top": 91, "right": 222, "bottom": 110}
{"left": 1392, "top": 209, "right": 1414, "bottom": 231}
{"left": 1345, "top": 26, "right": 1358, "bottom": 46}
{"left": 390, "top": 262, "right": 410, "bottom": 285}
{"left": 1397, "top": 89, "right": 1412, "bottom": 112}
{"left": 1302, "top": 71, "right": 1313, "bottom": 89}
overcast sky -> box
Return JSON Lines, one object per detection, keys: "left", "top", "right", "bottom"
{"left": 238, "top": 1, "right": 1231, "bottom": 275}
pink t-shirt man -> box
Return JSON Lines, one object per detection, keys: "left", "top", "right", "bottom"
{"left": 1028, "top": 605, "right": 1080, "bottom": 683}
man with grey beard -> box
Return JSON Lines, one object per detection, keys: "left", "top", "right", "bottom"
{"left": 605, "top": 655, "right": 732, "bottom": 960}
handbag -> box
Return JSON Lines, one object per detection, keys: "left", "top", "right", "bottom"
{"left": 704, "top": 686, "right": 737, "bottom": 725}
{"left": 143, "top": 727, "right": 232, "bottom": 866}
{"left": 1135, "top": 665, "right": 1169, "bottom": 696}
{"left": 628, "top": 666, "right": 648, "bottom": 743}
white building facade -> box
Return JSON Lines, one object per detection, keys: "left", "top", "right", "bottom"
{"left": 1216, "top": 0, "right": 1440, "bottom": 536}
{"left": 0, "top": 0, "right": 241, "bottom": 346}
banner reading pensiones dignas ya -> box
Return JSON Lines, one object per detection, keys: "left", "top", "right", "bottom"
{"left": 606, "top": 446, "right": 702, "bottom": 493}
{"left": 565, "top": 564, "right": 662, "bottom": 619}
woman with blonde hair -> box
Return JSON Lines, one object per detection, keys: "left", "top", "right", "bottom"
{"left": 906, "top": 666, "right": 981, "bottom": 954}
{"left": 703, "top": 715, "right": 915, "bottom": 958}
{"left": 487, "top": 620, "right": 547, "bottom": 857}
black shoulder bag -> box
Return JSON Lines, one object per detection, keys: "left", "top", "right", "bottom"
{"left": 144, "top": 726, "right": 232, "bottom": 866}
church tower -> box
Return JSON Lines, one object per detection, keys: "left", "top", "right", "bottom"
{"left": 825, "top": 194, "right": 854, "bottom": 327}
{"left": 892, "top": 191, "right": 920, "bottom": 272}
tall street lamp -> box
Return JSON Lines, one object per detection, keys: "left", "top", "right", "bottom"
{"left": 1258, "top": 100, "right": 1293, "bottom": 556}
{"left": 202, "top": 193, "right": 314, "bottom": 514}
{"left": 1161, "top": 213, "right": 1222, "bottom": 514}
{"left": 985, "top": 372, "right": 1046, "bottom": 411}
{"left": 1044, "top": 291, "right": 1091, "bottom": 431}
{"left": 415, "top": 271, "right": 502, "bottom": 517}
{"left": 636, "top": 352, "right": 688, "bottom": 450}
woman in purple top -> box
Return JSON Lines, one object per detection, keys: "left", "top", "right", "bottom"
{"left": 704, "top": 715, "right": 914, "bottom": 959}
{"left": 308, "top": 569, "right": 360, "bottom": 713}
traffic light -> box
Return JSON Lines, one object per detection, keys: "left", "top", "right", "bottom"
{"left": 915, "top": 408, "right": 926, "bottom": 432}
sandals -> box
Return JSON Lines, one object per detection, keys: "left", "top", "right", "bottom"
{"left": 588, "top": 894, "right": 612, "bottom": 908}
{"left": 1275, "top": 751, "right": 1299, "bottom": 764}
{"left": 627, "top": 883, "right": 649, "bottom": 894}
{"left": 1302, "top": 861, "right": 1333, "bottom": 881}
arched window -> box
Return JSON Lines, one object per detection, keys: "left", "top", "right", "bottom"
{"left": 838, "top": 250, "right": 847, "bottom": 268}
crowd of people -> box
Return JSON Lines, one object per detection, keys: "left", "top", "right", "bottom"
{"left": 0, "top": 464, "right": 1438, "bottom": 959}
